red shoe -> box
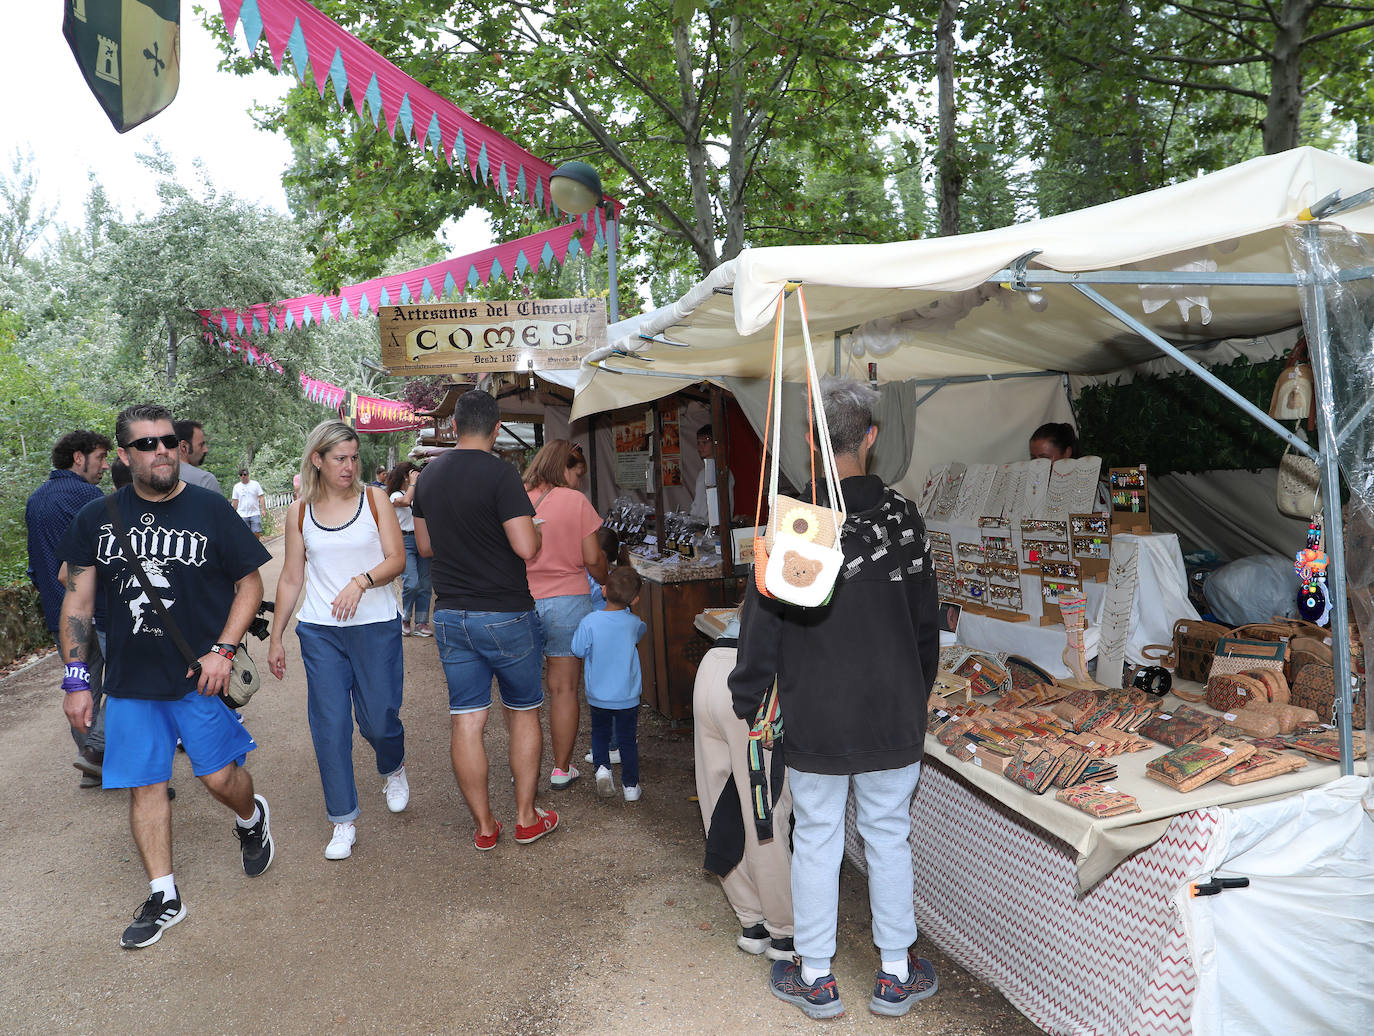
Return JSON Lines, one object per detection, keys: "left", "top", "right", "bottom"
{"left": 513, "top": 808, "right": 559, "bottom": 844}
{"left": 474, "top": 821, "right": 502, "bottom": 851}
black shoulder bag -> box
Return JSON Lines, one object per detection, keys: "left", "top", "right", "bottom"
{"left": 103, "top": 495, "right": 261, "bottom": 707}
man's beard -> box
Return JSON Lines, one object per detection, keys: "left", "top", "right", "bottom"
{"left": 142, "top": 459, "right": 180, "bottom": 494}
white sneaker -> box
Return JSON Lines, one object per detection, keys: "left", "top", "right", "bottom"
{"left": 584, "top": 749, "right": 622, "bottom": 766}
{"left": 623, "top": 784, "right": 642, "bottom": 802}
{"left": 595, "top": 765, "right": 615, "bottom": 798}
{"left": 325, "top": 822, "right": 356, "bottom": 860}
{"left": 383, "top": 766, "right": 410, "bottom": 812}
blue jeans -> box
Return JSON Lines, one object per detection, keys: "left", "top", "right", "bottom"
{"left": 401, "top": 532, "right": 432, "bottom": 624}
{"left": 590, "top": 705, "right": 640, "bottom": 786}
{"left": 433, "top": 609, "right": 544, "bottom": 714}
{"left": 296, "top": 619, "right": 406, "bottom": 823}
{"left": 788, "top": 761, "right": 922, "bottom": 972}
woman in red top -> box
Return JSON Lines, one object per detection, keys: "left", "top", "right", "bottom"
{"left": 523, "top": 441, "right": 608, "bottom": 788}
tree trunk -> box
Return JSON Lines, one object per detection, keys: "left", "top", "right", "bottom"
{"left": 936, "top": 0, "right": 961, "bottom": 237}
{"left": 1263, "top": 0, "right": 1316, "bottom": 153}
{"left": 165, "top": 317, "right": 177, "bottom": 383}
{"left": 673, "top": 17, "right": 722, "bottom": 271}
{"left": 722, "top": 12, "right": 748, "bottom": 263}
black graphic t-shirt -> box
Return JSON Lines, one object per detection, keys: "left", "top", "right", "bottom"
{"left": 59, "top": 484, "right": 272, "bottom": 700}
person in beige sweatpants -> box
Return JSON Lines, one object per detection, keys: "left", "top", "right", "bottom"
{"left": 693, "top": 637, "right": 794, "bottom": 961}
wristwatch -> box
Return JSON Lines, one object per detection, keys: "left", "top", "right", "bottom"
{"left": 211, "top": 643, "right": 238, "bottom": 661}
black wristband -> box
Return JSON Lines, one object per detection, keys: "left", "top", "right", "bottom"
{"left": 212, "top": 643, "right": 237, "bottom": 661}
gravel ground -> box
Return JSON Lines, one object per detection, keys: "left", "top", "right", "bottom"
{"left": 0, "top": 539, "right": 1039, "bottom": 1034}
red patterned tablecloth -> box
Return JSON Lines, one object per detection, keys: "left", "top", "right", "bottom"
{"left": 845, "top": 759, "right": 1215, "bottom": 1035}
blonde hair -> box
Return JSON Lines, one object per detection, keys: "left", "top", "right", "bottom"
{"left": 298, "top": 420, "right": 361, "bottom": 505}
{"left": 522, "top": 439, "right": 586, "bottom": 491}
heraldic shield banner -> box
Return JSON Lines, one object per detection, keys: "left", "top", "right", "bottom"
{"left": 64, "top": 0, "right": 180, "bottom": 133}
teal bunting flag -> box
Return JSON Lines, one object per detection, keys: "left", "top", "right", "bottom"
{"left": 64, "top": 0, "right": 181, "bottom": 133}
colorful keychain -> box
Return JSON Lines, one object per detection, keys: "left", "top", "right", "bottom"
{"left": 1295, "top": 511, "right": 1331, "bottom": 625}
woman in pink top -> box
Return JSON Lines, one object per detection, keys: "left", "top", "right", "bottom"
{"left": 523, "top": 440, "right": 608, "bottom": 788}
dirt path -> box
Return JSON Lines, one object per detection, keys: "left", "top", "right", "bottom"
{"left": 0, "top": 539, "right": 1038, "bottom": 1035}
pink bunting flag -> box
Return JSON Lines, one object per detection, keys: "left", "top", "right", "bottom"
{"left": 197, "top": 221, "right": 594, "bottom": 340}
{"left": 217, "top": 0, "right": 621, "bottom": 224}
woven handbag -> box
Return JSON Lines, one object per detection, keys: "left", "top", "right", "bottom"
{"left": 1277, "top": 428, "right": 1321, "bottom": 519}
{"left": 1172, "top": 618, "right": 1231, "bottom": 683}
{"left": 1205, "top": 672, "right": 1267, "bottom": 713}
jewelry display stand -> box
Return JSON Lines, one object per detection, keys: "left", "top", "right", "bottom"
{"left": 1039, "top": 560, "right": 1083, "bottom": 627}
{"left": 1021, "top": 518, "right": 1070, "bottom": 574}
{"left": 1093, "top": 539, "right": 1140, "bottom": 689}
{"left": 1108, "top": 466, "right": 1151, "bottom": 534}
{"left": 1056, "top": 588, "right": 1106, "bottom": 690}
{"left": 1045, "top": 457, "right": 1103, "bottom": 518}
{"left": 1070, "top": 513, "right": 1112, "bottom": 580}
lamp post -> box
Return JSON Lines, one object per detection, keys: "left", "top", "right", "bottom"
{"left": 550, "top": 160, "right": 619, "bottom": 322}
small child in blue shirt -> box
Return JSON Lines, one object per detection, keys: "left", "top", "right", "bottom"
{"left": 572, "top": 565, "right": 648, "bottom": 800}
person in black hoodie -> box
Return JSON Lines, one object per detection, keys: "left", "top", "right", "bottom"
{"left": 729, "top": 376, "right": 939, "bottom": 1020}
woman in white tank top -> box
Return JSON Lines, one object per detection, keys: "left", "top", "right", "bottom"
{"left": 267, "top": 420, "right": 407, "bottom": 861}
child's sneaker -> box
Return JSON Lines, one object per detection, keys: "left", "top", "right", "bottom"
{"left": 769, "top": 959, "right": 844, "bottom": 1019}
{"left": 622, "top": 784, "right": 641, "bottom": 802}
{"left": 595, "top": 766, "right": 615, "bottom": 798}
{"left": 869, "top": 950, "right": 938, "bottom": 1016}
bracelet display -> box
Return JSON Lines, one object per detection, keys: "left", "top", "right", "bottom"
{"left": 211, "top": 643, "right": 237, "bottom": 661}
{"left": 61, "top": 660, "right": 91, "bottom": 694}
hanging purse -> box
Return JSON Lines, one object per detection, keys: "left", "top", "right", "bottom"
{"left": 1276, "top": 427, "right": 1322, "bottom": 519}
{"left": 754, "top": 286, "right": 846, "bottom": 608}
{"left": 1268, "top": 338, "right": 1315, "bottom": 422}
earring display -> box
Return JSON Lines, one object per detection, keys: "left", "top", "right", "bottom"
{"left": 1070, "top": 512, "right": 1112, "bottom": 580}
{"left": 1040, "top": 560, "right": 1084, "bottom": 627}
{"left": 1108, "top": 465, "right": 1151, "bottom": 534}
{"left": 957, "top": 541, "right": 987, "bottom": 560}
{"left": 929, "top": 529, "right": 953, "bottom": 553}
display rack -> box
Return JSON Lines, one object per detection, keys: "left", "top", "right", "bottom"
{"left": 1108, "top": 466, "right": 1151, "bottom": 534}
{"left": 1070, "top": 512, "right": 1112, "bottom": 580}
{"left": 1039, "top": 560, "right": 1083, "bottom": 626}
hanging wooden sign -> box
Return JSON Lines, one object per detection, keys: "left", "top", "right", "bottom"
{"left": 378, "top": 298, "right": 606, "bottom": 375}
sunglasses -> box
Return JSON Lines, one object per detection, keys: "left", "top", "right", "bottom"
{"left": 121, "top": 434, "right": 180, "bottom": 452}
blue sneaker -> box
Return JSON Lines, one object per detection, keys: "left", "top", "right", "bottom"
{"left": 769, "top": 959, "right": 844, "bottom": 1020}
{"left": 869, "top": 950, "right": 938, "bottom": 1016}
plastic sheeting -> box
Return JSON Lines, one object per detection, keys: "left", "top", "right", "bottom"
{"left": 1179, "top": 775, "right": 1374, "bottom": 1036}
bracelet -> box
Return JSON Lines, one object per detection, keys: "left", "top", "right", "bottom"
{"left": 363, "top": 571, "right": 375, "bottom": 586}
{"left": 61, "top": 660, "right": 91, "bottom": 694}
{"left": 211, "top": 643, "right": 237, "bottom": 661}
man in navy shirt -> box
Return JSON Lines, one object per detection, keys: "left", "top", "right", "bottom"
{"left": 59, "top": 403, "right": 275, "bottom": 949}
{"left": 26, "top": 429, "right": 111, "bottom": 786}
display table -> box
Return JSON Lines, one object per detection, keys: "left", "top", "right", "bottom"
{"left": 844, "top": 762, "right": 1372, "bottom": 1035}
{"left": 631, "top": 559, "right": 743, "bottom": 721}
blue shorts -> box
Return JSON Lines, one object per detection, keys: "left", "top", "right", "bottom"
{"left": 434, "top": 610, "right": 545, "bottom": 714}
{"left": 535, "top": 594, "right": 594, "bottom": 657}
{"left": 242, "top": 514, "right": 263, "bottom": 533}
{"left": 103, "top": 693, "right": 257, "bottom": 789}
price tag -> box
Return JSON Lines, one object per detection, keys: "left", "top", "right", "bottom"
{"left": 1224, "top": 712, "right": 1237, "bottom": 722}
{"left": 1222, "top": 746, "right": 1235, "bottom": 755}
{"left": 1159, "top": 713, "right": 1172, "bottom": 720}
{"left": 973, "top": 756, "right": 983, "bottom": 768}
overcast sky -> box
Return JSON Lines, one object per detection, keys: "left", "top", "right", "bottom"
{"left": 3, "top": 5, "right": 492, "bottom": 258}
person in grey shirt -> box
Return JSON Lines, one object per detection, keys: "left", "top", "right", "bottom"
{"left": 174, "top": 420, "right": 222, "bottom": 495}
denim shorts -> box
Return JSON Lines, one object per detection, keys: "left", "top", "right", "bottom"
{"left": 103, "top": 692, "right": 256, "bottom": 788}
{"left": 534, "top": 594, "right": 594, "bottom": 657}
{"left": 434, "top": 609, "right": 545, "bottom": 714}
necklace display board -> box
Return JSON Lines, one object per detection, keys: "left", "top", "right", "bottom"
{"left": 1109, "top": 466, "right": 1152, "bottom": 534}
{"left": 1094, "top": 538, "right": 1141, "bottom": 688}
{"left": 1046, "top": 457, "right": 1104, "bottom": 518}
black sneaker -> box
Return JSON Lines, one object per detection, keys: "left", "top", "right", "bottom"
{"left": 235, "top": 794, "right": 274, "bottom": 876}
{"left": 737, "top": 923, "right": 770, "bottom": 955}
{"left": 120, "top": 891, "right": 186, "bottom": 949}
{"left": 769, "top": 959, "right": 844, "bottom": 1020}
{"left": 765, "top": 936, "right": 795, "bottom": 962}
{"left": 869, "top": 950, "right": 939, "bottom": 1016}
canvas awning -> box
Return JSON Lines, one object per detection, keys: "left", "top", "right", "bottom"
{"left": 570, "top": 147, "right": 1374, "bottom": 419}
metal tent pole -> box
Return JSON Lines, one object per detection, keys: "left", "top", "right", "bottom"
{"left": 1299, "top": 225, "right": 1357, "bottom": 774}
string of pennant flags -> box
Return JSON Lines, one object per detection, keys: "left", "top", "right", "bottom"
{"left": 217, "top": 0, "right": 621, "bottom": 230}
{"left": 196, "top": 221, "right": 599, "bottom": 341}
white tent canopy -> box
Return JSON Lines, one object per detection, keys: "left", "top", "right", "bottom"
{"left": 571, "top": 147, "right": 1374, "bottom": 419}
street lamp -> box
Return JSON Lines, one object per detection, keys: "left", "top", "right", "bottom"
{"left": 551, "top": 160, "right": 619, "bottom": 322}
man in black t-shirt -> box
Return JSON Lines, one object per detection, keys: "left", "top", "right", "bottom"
{"left": 58, "top": 404, "right": 275, "bottom": 950}
{"left": 413, "top": 390, "right": 560, "bottom": 850}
